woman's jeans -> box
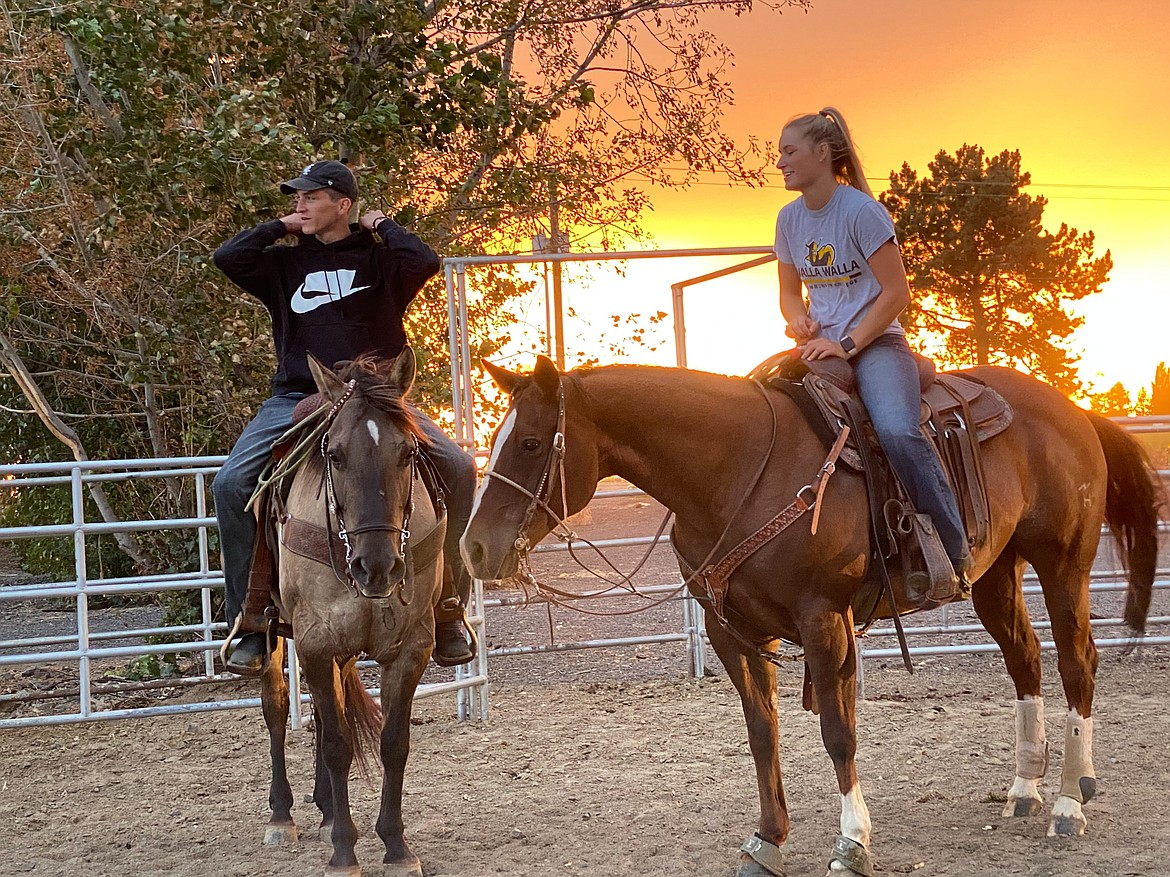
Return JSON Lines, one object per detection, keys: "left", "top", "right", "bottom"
{"left": 212, "top": 394, "right": 476, "bottom": 627}
{"left": 851, "top": 334, "right": 969, "bottom": 564}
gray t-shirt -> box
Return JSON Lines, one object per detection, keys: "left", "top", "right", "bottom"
{"left": 774, "top": 185, "right": 904, "bottom": 343}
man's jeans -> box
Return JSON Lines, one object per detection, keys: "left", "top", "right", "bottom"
{"left": 852, "top": 334, "right": 968, "bottom": 563}
{"left": 212, "top": 394, "right": 476, "bottom": 626}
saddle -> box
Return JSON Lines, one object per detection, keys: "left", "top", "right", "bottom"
{"left": 749, "top": 348, "right": 1013, "bottom": 616}
{"left": 236, "top": 394, "right": 446, "bottom": 641}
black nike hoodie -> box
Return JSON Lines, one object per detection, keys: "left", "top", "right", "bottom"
{"left": 213, "top": 218, "right": 440, "bottom": 395}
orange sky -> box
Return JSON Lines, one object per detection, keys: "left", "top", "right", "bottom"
{"left": 531, "top": 0, "right": 1170, "bottom": 396}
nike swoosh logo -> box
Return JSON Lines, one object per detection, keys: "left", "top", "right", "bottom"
{"left": 291, "top": 269, "right": 370, "bottom": 314}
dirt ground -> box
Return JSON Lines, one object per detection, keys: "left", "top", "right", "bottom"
{"left": 2, "top": 484, "right": 1169, "bottom": 877}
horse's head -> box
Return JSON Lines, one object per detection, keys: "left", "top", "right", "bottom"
{"left": 461, "top": 355, "right": 597, "bottom": 581}
{"left": 308, "top": 348, "right": 426, "bottom": 600}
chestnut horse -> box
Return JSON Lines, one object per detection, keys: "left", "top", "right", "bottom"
{"left": 460, "top": 356, "right": 1162, "bottom": 877}
{"left": 257, "top": 349, "right": 444, "bottom": 877}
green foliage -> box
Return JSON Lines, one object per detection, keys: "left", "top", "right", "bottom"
{"left": 0, "top": 0, "right": 790, "bottom": 584}
{"left": 880, "top": 145, "right": 1111, "bottom": 397}
{"left": 1090, "top": 382, "right": 1134, "bottom": 418}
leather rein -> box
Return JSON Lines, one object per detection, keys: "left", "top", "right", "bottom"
{"left": 317, "top": 379, "right": 419, "bottom": 605}
{"left": 483, "top": 376, "right": 851, "bottom": 654}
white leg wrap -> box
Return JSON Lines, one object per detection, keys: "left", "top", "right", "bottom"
{"left": 1059, "top": 710, "right": 1095, "bottom": 803}
{"left": 1014, "top": 696, "right": 1049, "bottom": 779}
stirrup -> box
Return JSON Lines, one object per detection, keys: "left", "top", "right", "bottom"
{"left": 432, "top": 598, "right": 478, "bottom": 667}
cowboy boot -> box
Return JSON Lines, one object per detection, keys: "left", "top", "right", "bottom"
{"left": 432, "top": 565, "right": 477, "bottom": 667}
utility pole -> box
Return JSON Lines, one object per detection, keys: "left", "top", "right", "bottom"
{"left": 548, "top": 179, "right": 566, "bottom": 370}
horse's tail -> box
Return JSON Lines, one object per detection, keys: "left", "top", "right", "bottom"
{"left": 340, "top": 659, "right": 383, "bottom": 779}
{"left": 1087, "top": 412, "right": 1165, "bottom": 634}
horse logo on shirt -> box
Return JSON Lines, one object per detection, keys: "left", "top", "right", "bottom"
{"left": 290, "top": 270, "right": 370, "bottom": 314}
{"left": 805, "top": 242, "right": 835, "bottom": 267}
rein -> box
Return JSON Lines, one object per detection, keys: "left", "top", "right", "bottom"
{"left": 487, "top": 375, "right": 850, "bottom": 667}
{"left": 484, "top": 378, "right": 687, "bottom": 616}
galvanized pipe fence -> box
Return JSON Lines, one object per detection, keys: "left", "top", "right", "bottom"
{"left": 0, "top": 247, "right": 1165, "bottom": 728}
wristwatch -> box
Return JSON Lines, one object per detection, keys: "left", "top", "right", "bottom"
{"left": 840, "top": 335, "right": 857, "bottom": 356}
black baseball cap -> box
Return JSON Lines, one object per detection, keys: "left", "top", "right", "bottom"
{"left": 279, "top": 160, "right": 358, "bottom": 200}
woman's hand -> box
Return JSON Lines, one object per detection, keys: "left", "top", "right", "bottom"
{"left": 800, "top": 336, "right": 848, "bottom": 361}
{"left": 785, "top": 315, "right": 821, "bottom": 343}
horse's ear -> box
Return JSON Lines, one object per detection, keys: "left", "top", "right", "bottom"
{"left": 533, "top": 354, "right": 561, "bottom": 397}
{"left": 307, "top": 353, "right": 346, "bottom": 402}
{"left": 483, "top": 358, "right": 521, "bottom": 395}
{"left": 389, "top": 346, "right": 416, "bottom": 397}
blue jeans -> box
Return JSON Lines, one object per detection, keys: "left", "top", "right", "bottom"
{"left": 212, "top": 395, "right": 476, "bottom": 625}
{"left": 852, "top": 334, "right": 968, "bottom": 563}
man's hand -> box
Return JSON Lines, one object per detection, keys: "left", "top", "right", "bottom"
{"left": 360, "top": 210, "right": 388, "bottom": 232}
{"left": 280, "top": 214, "right": 304, "bottom": 234}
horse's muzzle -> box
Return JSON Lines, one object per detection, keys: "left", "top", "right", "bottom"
{"left": 351, "top": 553, "right": 408, "bottom": 601}
{"left": 460, "top": 533, "right": 519, "bottom": 581}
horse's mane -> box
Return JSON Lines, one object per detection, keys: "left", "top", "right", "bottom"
{"left": 334, "top": 355, "right": 427, "bottom": 444}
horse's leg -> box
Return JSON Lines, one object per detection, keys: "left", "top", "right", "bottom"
{"left": 261, "top": 637, "right": 298, "bottom": 845}
{"left": 1031, "top": 546, "right": 1099, "bottom": 837}
{"left": 969, "top": 550, "right": 1048, "bottom": 819}
{"left": 705, "top": 614, "right": 790, "bottom": 877}
{"left": 799, "top": 608, "right": 874, "bottom": 877}
{"left": 373, "top": 653, "right": 429, "bottom": 877}
{"left": 303, "top": 658, "right": 362, "bottom": 876}
{"left": 312, "top": 702, "right": 336, "bottom": 841}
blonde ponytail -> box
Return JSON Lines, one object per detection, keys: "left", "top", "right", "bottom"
{"left": 785, "top": 107, "right": 872, "bottom": 197}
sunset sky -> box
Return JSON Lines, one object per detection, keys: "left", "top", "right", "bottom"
{"left": 522, "top": 0, "right": 1170, "bottom": 396}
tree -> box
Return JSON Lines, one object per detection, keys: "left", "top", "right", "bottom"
{"left": 1090, "top": 382, "right": 1133, "bottom": 419}
{"left": 0, "top": 0, "right": 801, "bottom": 576}
{"left": 1149, "top": 362, "right": 1170, "bottom": 416}
{"left": 880, "top": 145, "right": 1112, "bottom": 397}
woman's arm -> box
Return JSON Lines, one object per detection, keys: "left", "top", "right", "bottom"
{"left": 778, "top": 260, "right": 820, "bottom": 342}
{"left": 801, "top": 240, "right": 910, "bottom": 360}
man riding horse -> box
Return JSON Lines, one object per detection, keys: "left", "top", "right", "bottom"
{"left": 212, "top": 159, "right": 477, "bottom": 673}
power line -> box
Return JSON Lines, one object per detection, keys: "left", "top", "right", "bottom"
{"left": 634, "top": 167, "right": 1170, "bottom": 195}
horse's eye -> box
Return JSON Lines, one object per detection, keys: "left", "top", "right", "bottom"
{"left": 520, "top": 437, "right": 541, "bottom": 453}
{"left": 327, "top": 448, "right": 343, "bottom": 466}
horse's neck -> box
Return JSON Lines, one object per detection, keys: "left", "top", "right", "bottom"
{"left": 576, "top": 368, "right": 765, "bottom": 522}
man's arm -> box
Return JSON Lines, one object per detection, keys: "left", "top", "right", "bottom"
{"left": 361, "top": 210, "right": 441, "bottom": 305}
{"left": 213, "top": 218, "right": 297, "bottom": 302}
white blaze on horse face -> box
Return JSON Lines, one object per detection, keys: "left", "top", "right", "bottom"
{"left": 366, "top": 419, "right": 380, "bottom": 446}
{"left": 470, "top": 407, "right": 518, "bottom": 519}
{"left": 838, "top": 784, "right": 871, "bottom": 848}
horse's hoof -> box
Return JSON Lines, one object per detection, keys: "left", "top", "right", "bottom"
{"left": 1048, "top": 814, "right": 1087, "bottom": 837}
{"left": 739, "top": 834, "right": 787, "bottom": 876}
{"left": 1004, "top": 795, "right": 1044, "bottom": 818}
{"left": 264, "top": 822, "right": 299, "bottom": 845}
{"left": 382, "top": 857, "right": 422, "bottom": 877}
{"left": 324, "top": 867, "right": 360, "bottom": 877}
{"left": 737, "top": 857, "right": 783, "bottom": 877}
{"left": 827, "top": 835, "right": 875, "bottom": 877}
{"left": 1047, "top": 797, "right": 1087, "bottom": 837}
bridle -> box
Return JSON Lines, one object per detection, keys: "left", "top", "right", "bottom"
{"left": 318, "top": 379, "right": 419, "bottom": 604}
{"left": 482, "top": 381, "right": 570, "bottom": 567}
{"left": 481, "top": 379, "right": 683, "bottom": 618}
{"left": 480, "top": 374, "right": 852, "bottom": 665}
